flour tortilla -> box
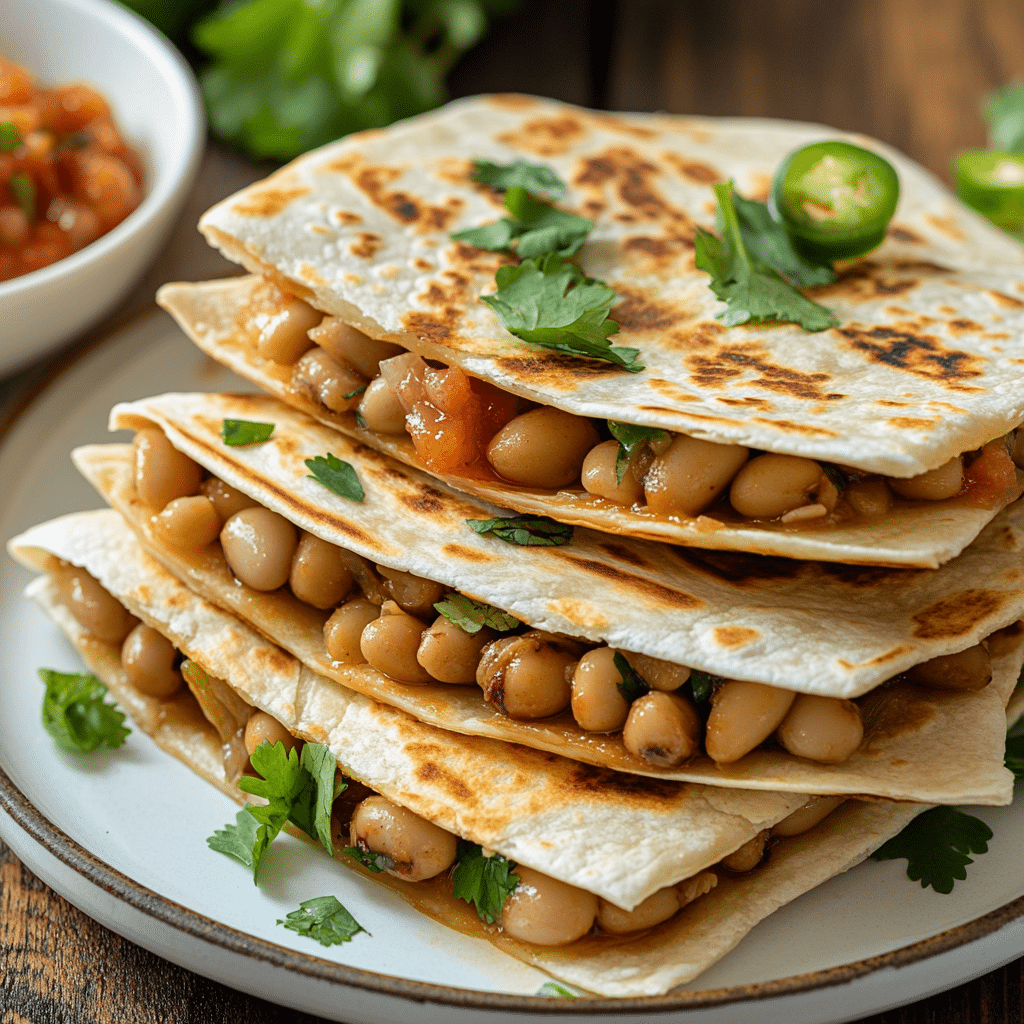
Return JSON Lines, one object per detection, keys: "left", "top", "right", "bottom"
{"left": 72, "top": 401, "right": 1024, "bottom": 802}
{"left": 17, "top": 512, "right": 925, "bottom": 997}
{"left": 196, "top": 95, "right": 1024, "bottom": 485}
{"left": 159, "top": 275, "right": 1024, "bottom": 568}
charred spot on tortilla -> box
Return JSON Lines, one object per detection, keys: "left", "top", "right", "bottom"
{"left": 711, "top": 626, "right": 760, "bottom": 649}
{"left": 494, "top": 353, "right": 625, "bottom": 384}
{"left": 612, "top": 292, "right": 680, "bottom": 332}
{"left": 597, "top": 542, "right": 650, "bottom": 569}
{"left": 402, "top": 310, "right": 455, "bottom": 341}
{"left": 822, "top": 563, "right": 929, "bottom": 589}
{"left": 836, "top": 645, "right": 916, "bottom": 670}
{"left": 556, "top": 556, "right": 703, "bottom": 609}
{"left": 415, "top": 760, "right": 473, "bottom": 801}
{"left": 837, "top": 324, "right": 984, "bottom": 387}
{"left": 859, "top": 687, "right": 938, "bottom": 746}
{"left": 443, "top": 543, "right": 500, "bottom": 563}
{"left": 673, "top": 548, "right": 804, "bottom": 586}
{"left": 497, "top": 115, "right": 588, "bottom": 157}
{"left": 231, "top": 185, "right": 311, "bottom": 219}
{"left": 350, "top": 233, "right": 383, "bottom": 260}
{"left": 912, "top": 589, "right": 1008, "bottom": 639}
{"left": 401, "top": 485, "right": 446, "bottom": 514}
{"left": 565, "top": 761, "right": 682, "bottom": 801}
{"left": 987, "top": 289, "right": 1024, "bottom": 309}
{"left": 886, "top": 224, "right": 926, "bottom": 244}
{"left": 661, "top": 153, "right": 721, "bottom": 184}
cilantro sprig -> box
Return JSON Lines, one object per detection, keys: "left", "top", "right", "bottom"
{"left": 695, "top": 181, "right": 838, "bottom": 332}
{"left": 451, "top": 841, "right": 519, "bottom": 924}
{"left": 466, "top": 514, "right": 573, "bottom": 546}
{"left": 39, "top": 669, "right": 131, "bottom": 754}
{"left": 613, "top": 653, "right": 649, "bottom": 704}
{"left": 222, "top": 418, "right": 275, "bottom": 446}
{"left": 687, "top": 669, "right": 720, "bottom": 705}
{"left": 607, "top": 421, "right": 670, "bottom": 484}
{"left": 305, "top": 453, "right": 364, "bottom": 502}
{"left": 471, "top": 159, "right": 567, "bottom": 201}
{"left": 434, "top": 593, "right": 520, "bottom": 634}
{"left": 344, "top": 847, "right": 395, "bottom": 873}
{"left": 536, "top": 982, "right": 578, "bottom": 997}
{"left": 278, "top": 895, "right": 368, "bottom": 946}
{"left": 208, "top": 739, "right": 342, "bottom": 883}
{"left": 870, "top": 806, "right": 993, "bottom": 894}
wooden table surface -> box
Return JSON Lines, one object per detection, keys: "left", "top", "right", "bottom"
{"left": 3, "top": 1, "right": 1024, "bottom": 1019}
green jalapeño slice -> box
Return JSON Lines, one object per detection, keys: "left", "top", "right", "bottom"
{"left": 770, "top": 141, "right": 900, "bottom": 261}
{"left": 953, "top": 151, "right": 1024, "bottom": 233}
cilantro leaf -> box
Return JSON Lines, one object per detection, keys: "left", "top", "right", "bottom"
{"left": 39, "top": 668, "right": 130, "bottom": 753}
{"left": 207, "top": 807, "right": 272, "bottom": 881}
{"left": 823, "top": 464, "right": 847, "bottom": 493}
{"left": 607, "top": 420, "right": 670, "bottom": 484}
{"left": 10, "top": 172, "right": 35, "bottom": 220}
{"left": 687, "top": 670, "right": 719, "bottom": 704}
{"left": 695, "top": 181, "right": 838, "bottom": 332}
{"left": 221, "top": 418, "right": 275, "bottom": 446}
{"left": 305, "top": 453, "right": 364, "bottom": 501}
{"left": 344, "top": 846, "right": 395, "bottom": 873}
{"left": 466, "top": 514, "right": 573, "bottom": 546}
{"left": 453, "top": 186, "right": 593, "bottom": 259}
{"left": 481, "top": 254, "right": 642, "bottom": 371}
{"left": 290, "top": 742, "right": 342, "bottom": 855}
{"left": 729, "top": 193, "right": 836, "bottom": 288}
{"left": 613, "top": 652, "right": 649, "bottom": 704}
{"left": 0, "top": 121, "right": 22, "bottom": 152}
{"left": 536, "top": 982, "right": 578, "bottom": 997}
{"left": 985, "top": 80, "right": 1024, "bottom": 152}
{"left": 870, "top": 806, "right": 993, "bottom": 893}
{"left": 470, "top": 159, "right": 567, "bottom": 201}
{"left": 451, "top": 841, "right": 519, "bottom": 924}
{"left": 278, "top": 895, "right": 368, "bottom": 946}
{"left": 1006, "top": 734, "right": 1024, "bottom": 778}
{"left": 434, "top": 592, "right": 520, "bottom": 634}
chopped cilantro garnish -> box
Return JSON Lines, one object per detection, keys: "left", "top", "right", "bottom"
{"left": 343, "top": 385, "right": 366, "bottom": 399}
{"left": 822, "top": 464, "right": 847, "bottom": 493}
{"left": 481, "top": 254, "right": 641, "bottom": 371}
{"left": 536, "top": 982, "right": 578, "bottom": 997}
{"left": 354, "top": 411, "right": 369, "bottom": 429}
{"left": 344, "top": 846, "right": 395, "bottom": 873}
{"left": 305, "top": 452, "right": 364, "bottom": 502}
{"left": 278, "top": 895, "right": 368, "bottom": 946}
{"left": 470, "top": 159, "right": 567, "bottom": 201}
{"left": 221, "top": 418, "right": 275, "bottom": 446}
{"left": 39, "top": 668, "right": 130, "bottom": 753}
{"left": 688, "top": 670, "right": 719, "bottom": 704}
{"left": 695, "top": 181, "right": 838, "bottom": 332}
{"left": 10, "top": 172, "right": 35, "bottom": 220}
{"left": 434, "top": 592, "right": 520, "bottom": 634}
{"left": 870, "top": 806, "right": 993, "bottom": 894}
{"left": 1005, "top": 733, "right": 1024, "bottom": 777}
{"left": 613, "top": 652, "right": 649, "bottom": 704}
{"left": 451, "top": 841, "right": 519, "bottom": 924}
{"left": 607, "top": 421, "right": 670, "bottom": 484}
{"left": 466, "top": 514, "right": 574, "bottom": 546}
{"left": 0, "top": 120, "right": 22, "bottom": 152}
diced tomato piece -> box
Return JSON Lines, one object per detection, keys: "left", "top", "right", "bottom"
{"left": 962, "top": 442, "right": 1018, "bottom": 508}
{"left": 0, "top": 58, "right": 33, "bottom": 105}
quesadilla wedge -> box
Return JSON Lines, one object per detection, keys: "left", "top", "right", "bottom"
{"left": 182, "top": 95, "right": 1024, "bottom": 566}
{"left": 12, "top": 509, "right": 927, "bottom": 997}
{"left": 67, "top": 393, "right": 1024, "bottom": 803}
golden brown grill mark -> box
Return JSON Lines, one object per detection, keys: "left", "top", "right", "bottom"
{"left": 886, "top": 224, "right": 925, "bottom": 244}
{"left": 987, "top": 289, "right": 1024, "bottom": 309}
{"left": 685, "top": 348, "right": 843, "bottom": 403}
{"left": 662, "top": 153, "right": 720, "bottom": 184}
{"left": 556, "top": 556, "right": 703, "bottom": 609}
{"left": 750, "top": 417, "right": 839, "bottom": 437}
{"left": 350, "top": 233, "right": 383, "bottom": 260}
{"left": 712, "top": 626, "right": 759, "bottom": 648}
{"left": 232, "top": 185, "right": 311, "bottom": 218}
{"left": 415, "top": 760, "right": 473, "bottom": 801}
{"left": 495, "top": 353, "right": 625, "bottom": 383}
{"left": 926, "top": 213, "right": 965, "bottom": 240}
{"left": 887, "top": 416, "right": 935, "bottom": 429}
{"left": 912, "top": 589, "right": 1007, "bottom": 639}
{"left": 402, "top": 310, "right": 456, "bottom": 341}
{"left": 613, "top": 292, "right": 679, "bottom": 331}
{"left": 837, "top": 324, "right": 984, "bottom": 388}
{"left": 497, "top": 115, "right": 587, "bottom": 156}
{"left": 861, "top": 687, "right": 937, "bottom": 746}
{"left": 565, "top": 761, "right": 683, "bottom": 800}
{"left": 400, "top": 485, "right": 446, "bottom": 513}
{"left": 597, "top": 542, "right": 649, "bottom": 568}
{"left": 442, "top": 543, "right": 498, "bottom": 563}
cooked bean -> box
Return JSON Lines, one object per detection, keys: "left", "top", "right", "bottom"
{"left": 571, "top": 647, "right": 631, "bottom": 732}
{"left": 597, "top": 885, "right": 682, "bottom": 935}
{"left": 255, "top": 296, "right": 320, "bottom": 363}
{"left": 729, "top": 454, "right": 826, "bottom": 519}
{"left": 775, "top": 694, "right": 864, "bottom": 764}
{"left": 243, "top": 710, "right": 301, "bottom": 757}
{"left": 720, "top": 830, "right": 769, "bottom": 873}
{"left": 220, "top": 507, "right": 298, "bottom": 591}
{"left": 133, "top": 427, "right": 202, "bottom": 509}
{"left": 357, "top": 377, "right": 407, "bottom": 434}
{"left": 845, "top": 477, "right": 894, "bottom": 517}
{"left": 289, "top": 532, "right": 353, "bottom": 609}
{"left": 622, "top": 691, "right": 701, "bottom": 766}
{"left": 52, "top": 561, "right": 137, "bottom": 642}
{"left": 121, "top": 623, "right": 181, "bottom": 698}
{"left": 486, "top": 407, "right": 600, "bottom": 489}
{"left": 152, "top": 495, "right": 222, "bottom": 549}
{"left": 360, "top": 601, "right": 433, "bottom": 683}
{"left": 377, "top": 565, "right": 444, "bottom": 618}
{"left": 500, "top": 865, "right": 597, "bottom": 945}
{"left": 772, "top": 796, "right": 847, "bottom": 837}
{"left": 621, "top": 652, "right": 690, "bottom": 692}
{"left": 416, "top": 615, "right": 495, "bottom": 684}
{"left": 476, "top": 631, "right": 577, "bottom": 719}
{"left": 704, "top": 680, "right": 796, "bottom": 764}
{"left": 677, "top": 870, "right": 719, "bottom": 906}
{"left": 888, "top": 456, "right": 964, "bottom": 501}
{"left": 643, "top": 435, "right": 748, "bottom": 516}
{"left": 350, "top": 795, "right": 458, "bottom": 881}
{"left": 324, "top": 597, "right": 379, "bottom": 663}
{"left": 200, "top": 477, "right": 258, "bottom": 524}
{"left": 903, "top": 643, "right": 992, "bottom": 691}
{"left": 292, "top": 347, "right": 368, "bottom": 413}
{"left": 309, "top": 317, "right": 404, "bottom": 379}
{"left": 580, "top": 439, "right": 644, "bottom": 505}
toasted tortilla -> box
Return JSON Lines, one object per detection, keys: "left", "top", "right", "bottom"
{"left": 18, "top": 512, "right": 924, "bottom": 997}
{"left": 73, "top": 398, "right": 1024, "bottom": 802}
{"left": 10, "top": 509, "right": 807, "bottom": 910}
{"left": 159, "top": 275, "right": 1024, "bottom": 568}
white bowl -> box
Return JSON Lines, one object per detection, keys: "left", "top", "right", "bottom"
{"left": 0, "top": 0, "right": 204, "bottom": 377}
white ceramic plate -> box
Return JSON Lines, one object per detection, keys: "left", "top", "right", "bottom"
{"left": 0, "top": 308, "right": 1023, "bottom": 1024}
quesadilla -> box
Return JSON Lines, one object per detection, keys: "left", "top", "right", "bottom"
{"left": 67, "top": 392, "right": 1024, "bottom": 803}
{"left": 170, "top": 95, "right": 1024, "bottom": 566}
{"left": 11, "top": 508, "right": 927, "bottom": 997}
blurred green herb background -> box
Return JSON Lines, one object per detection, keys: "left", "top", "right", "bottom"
{"left": 117, "top": 0, "right": 518, "bottom": 161}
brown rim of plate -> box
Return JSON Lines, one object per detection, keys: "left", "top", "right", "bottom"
{"left": 1, "top": 305, "right": 1023, "bottom": 1012}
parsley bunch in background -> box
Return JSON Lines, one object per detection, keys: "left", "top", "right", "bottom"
{"left": 118, "top": 0, "right": 519, "bottom": 161}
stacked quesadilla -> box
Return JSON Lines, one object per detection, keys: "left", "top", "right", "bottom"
{"left": 9, "top": 95, "right": 1024, "bottom": 997}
